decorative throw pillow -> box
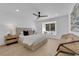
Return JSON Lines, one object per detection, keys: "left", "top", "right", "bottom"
{"left": 23, "top": 30, "right": 29, "bottom": 36}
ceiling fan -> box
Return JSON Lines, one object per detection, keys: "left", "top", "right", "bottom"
{"left": 33, "top": 12, "right": 48, "bottom": 19}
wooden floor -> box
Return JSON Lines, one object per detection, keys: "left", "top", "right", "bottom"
{"left": 0, "top": 39, "right": 60, "bottom": 56}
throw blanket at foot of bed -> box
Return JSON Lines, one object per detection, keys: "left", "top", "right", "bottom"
{"left": 19, "top": 33, "right": 47, "bottom": 51}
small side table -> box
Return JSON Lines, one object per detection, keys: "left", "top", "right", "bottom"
{"left": 4, "top": 34, "right": 19, "bottom": 45}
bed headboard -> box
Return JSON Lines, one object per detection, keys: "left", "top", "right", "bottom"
{"left": 16, "top": 27, "right": 34, "bottom": 35}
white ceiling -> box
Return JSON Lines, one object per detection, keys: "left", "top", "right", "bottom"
{"left": 0, "top": 3, "right": 75, "bottom": 20}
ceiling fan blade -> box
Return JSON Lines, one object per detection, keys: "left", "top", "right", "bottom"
{"left": 40, "top": 15, "right": 48, "bottom": 17}
{"left": 36, "top": 16, "right": 40, "bottom": 19}
{"left": 33, "top": 13, "right": 38, "bottom": 16}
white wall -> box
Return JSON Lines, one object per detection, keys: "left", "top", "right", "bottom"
{"left": 36, "top": 15, "right": 69, "bottom": 39}
{"left": 0, "top": 24, "right": 10, "bottom": 45}
{"left": 34, "top": 21, "right": 42, "bottom": 33}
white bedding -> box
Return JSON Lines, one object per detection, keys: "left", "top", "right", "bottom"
{"left": 20, "top": 33, "right": 46, "bottom": 46}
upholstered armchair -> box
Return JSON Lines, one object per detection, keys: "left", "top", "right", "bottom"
{"left": 55, "top": 33, "right": 79, "bottom": 56}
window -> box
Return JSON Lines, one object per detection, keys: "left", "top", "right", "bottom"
{"left": 42, "top": 21, "right": 56, "bottom": 35}
{"left": 46, "top": 23, "right": 55, "bottom": 31}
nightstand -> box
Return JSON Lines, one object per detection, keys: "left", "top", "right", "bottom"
{"left": 4, "top": 34, "right": 19, "bottom": 45}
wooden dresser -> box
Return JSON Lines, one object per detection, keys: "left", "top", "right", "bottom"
{"left": 4, "top": 35, "right": 19, "bottom": 45}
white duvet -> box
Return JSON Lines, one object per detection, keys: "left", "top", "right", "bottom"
{"left": 20, "top": 33, "right": 46, "bottom": 46}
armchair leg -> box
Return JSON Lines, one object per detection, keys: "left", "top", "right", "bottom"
{"left": 55, "top": 50, "right": 75, "bottom": 56}
{"left": 55, "top": 51, "right": 60, "bottom": 56}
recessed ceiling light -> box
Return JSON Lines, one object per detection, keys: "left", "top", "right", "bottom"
{"left": 16, "top": 9, "right": 20, "bottom": 12}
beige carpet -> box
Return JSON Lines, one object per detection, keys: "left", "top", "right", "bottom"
{"left": 0, "top": 39, "right": 60, "bottom": 56}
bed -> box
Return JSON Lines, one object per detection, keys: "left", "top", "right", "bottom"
{"left": 19, "top": 33, "right": 47, "bottom": 51}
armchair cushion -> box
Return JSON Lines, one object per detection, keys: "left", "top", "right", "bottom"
{"left": 60, "top": 33, "right": 79, "bottom": 44}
